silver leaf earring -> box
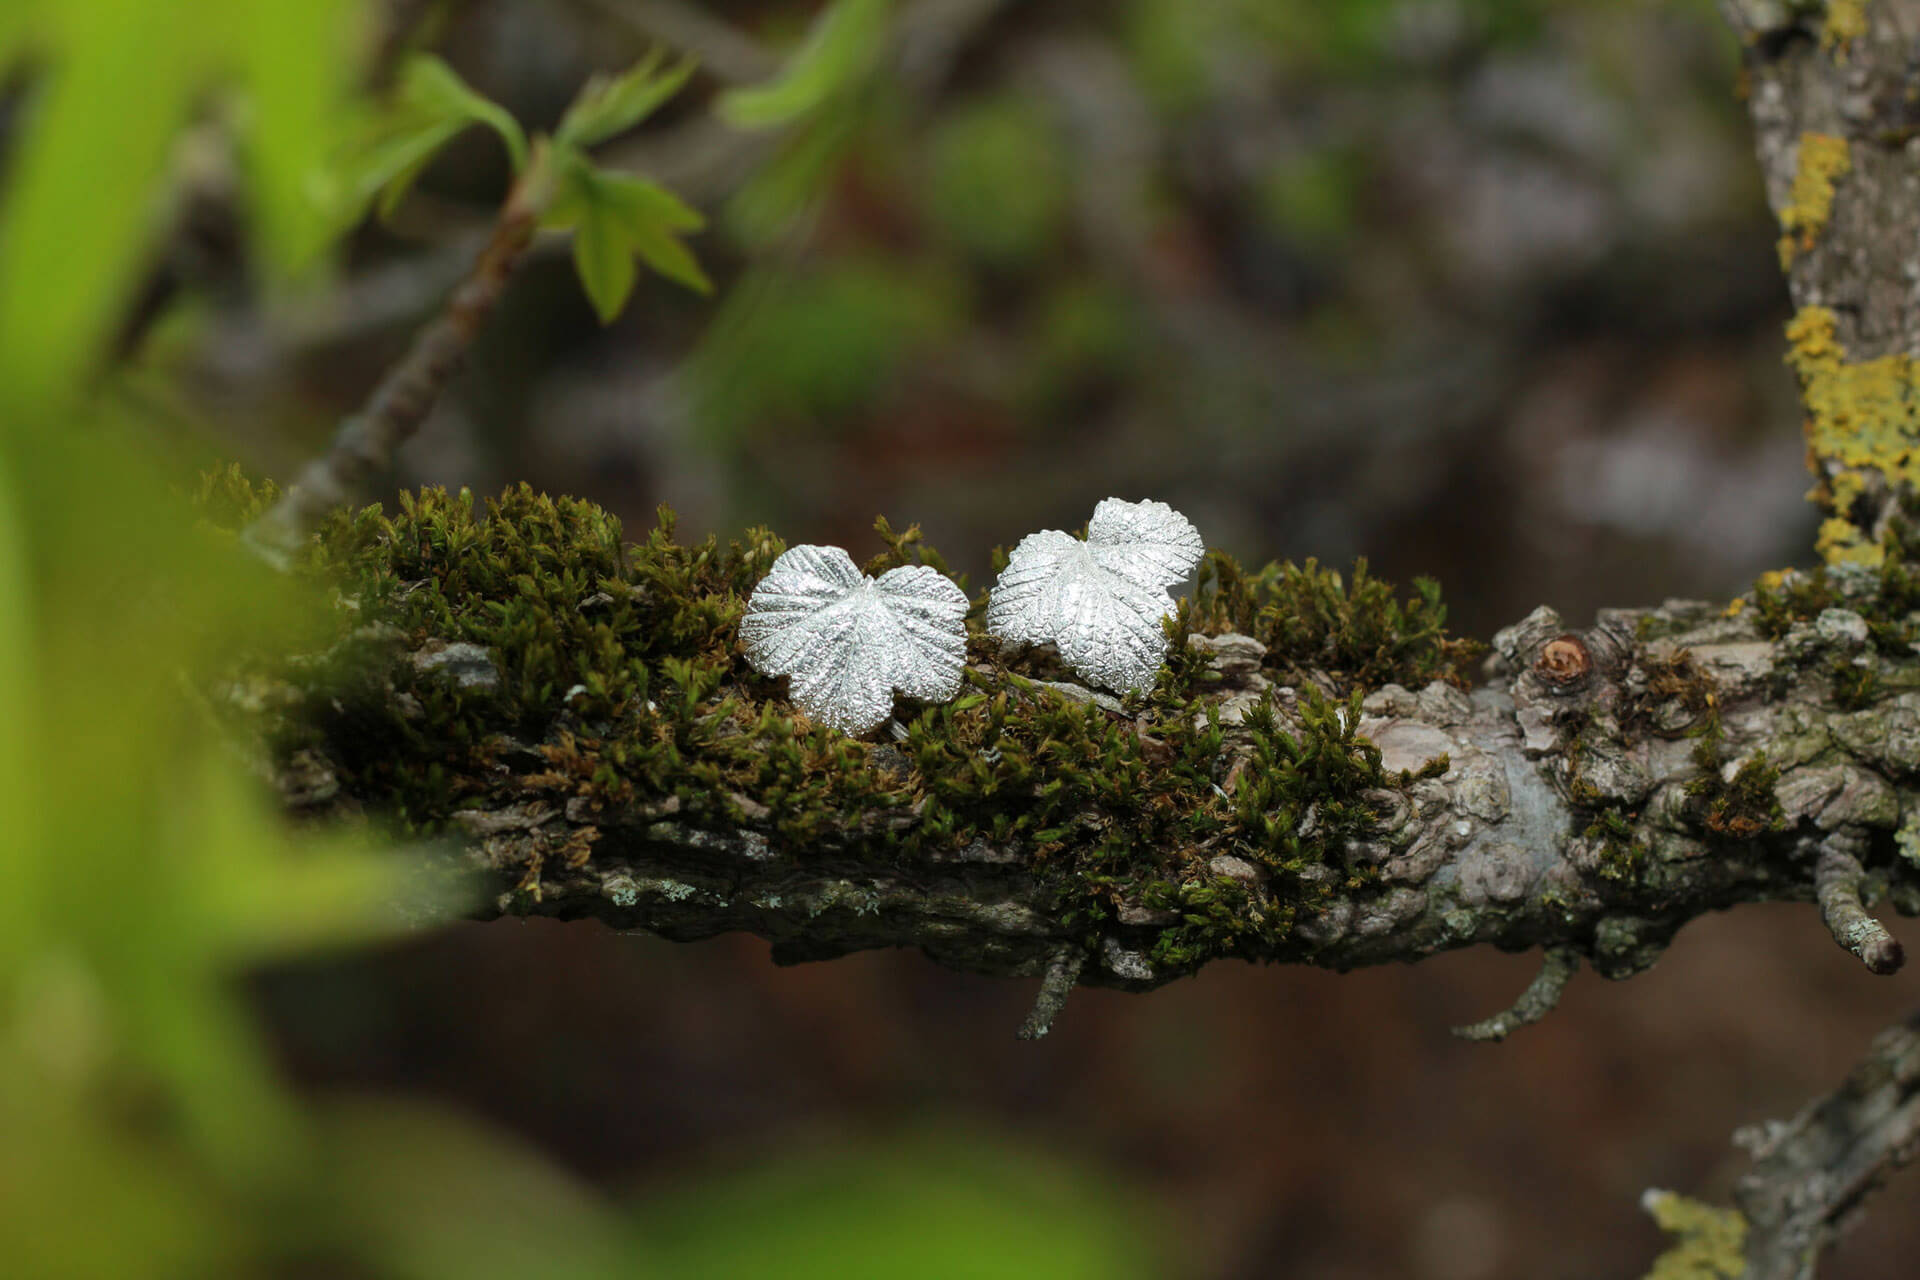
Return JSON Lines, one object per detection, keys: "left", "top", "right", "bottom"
{"left": 740, "top": 545, "right": 970, "bottom": 735}
{"left": 987, "top": 498, "right": 1204, "bottom": 694}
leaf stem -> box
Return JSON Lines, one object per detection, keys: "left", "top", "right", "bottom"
{"left": 244, "top": 152, "right": 556, "bottom": 566}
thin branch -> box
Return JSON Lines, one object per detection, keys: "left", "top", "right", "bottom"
{"left": 1734, "top": 1012, "right": 1920, "bottom": 1280}
{"left": 243, "top": 178, "right": 543, "bottom": 566}
{"left": 1815, "top": 841, "right": 1904, "bottom": 975}
{"left": 1017, "top": 946, "right": 1088, "bottom": 1041}
{"left": 1452, "top": 947, "right": 1581, "bottom": 1042}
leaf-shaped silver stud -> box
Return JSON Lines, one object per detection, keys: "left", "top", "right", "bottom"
{"left": 986, "top": 498, "right": 1205, "bottom": 694}
{"left": 740, "top": 545, "right": 970, "bottom": 735}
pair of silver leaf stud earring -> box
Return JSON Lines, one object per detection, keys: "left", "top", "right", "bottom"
{"left": 739, "top": 498, "right": 1205, "bottom": 735}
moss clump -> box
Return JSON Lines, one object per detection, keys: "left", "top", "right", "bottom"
{"left": 205, "top": 475, "right": 1470, "bottom": 974}
{"left": 1687, "top": 725, "right": 1787, "bottom": 841}
{"left": 1784, "top": 305, "right": 1920, "bottom": 567}
{"left": 1582, "top": 808, "right": 1650, "bottom": 884}
{"left": 191, "top": 463, "right": 281, "bottom": 528}
{"left": 1621, "top": 649, "right": 1719, "bottom": 740}
{"left": 1828, "top": 653, "right": 1882, "bottom": 710}
{"left": 258, "top": 485, "right": 789, "bottom": 824}
{"left": 1641, "top": 1190, "right": 1746, "bottom": 1279}
{"left": 1776, "top": 133, "right": 1851, "bottom": 269}
{"left": 1748, "top": 549, "right": 1920, "bottom": 650}
{"left": 1184, "top": 551, "right": 1479, "bottom": 691}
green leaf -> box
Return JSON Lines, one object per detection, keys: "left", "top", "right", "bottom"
{"left": 320, "top": 53, "right": 529, "bottom": 233}
{"left": 228, "top": 0, "right": 356, "bottom": 271}
{"left": 631, "top": 221, "right": 713, "bottom": 295}
{"left": 554, "top": 50, "right": 698, "bottom": 150}
{"left": 572, "top": 193, "right": 640, "bottom": 324}
{"left": 722, "top": 104, "right": 857, "bottom": 249}
{"left": 599, "top": 171, "right": 707, "bottom": 234}
{"left": 364, "top": 117, "right": 473, "bottom": 220}
{"left": 397, "top": 53, "right": 528, "bottom": 172}
{"left": 556, "top": 166, "right": 712, "bottom": 321}
{"left": 0, "top": 2, "right": 204, "bottom": 407}
{"left": 0, "top": 0, "right": 45, "bottom": 62}
{"left": 0, "top": 452, "right": 34, "bottom": 968}
{"left": 715, "top": 0, "right": 890, "bottom": 129}
{"left": 634, "top": 1131, "right": 1160, "bottom": 1279}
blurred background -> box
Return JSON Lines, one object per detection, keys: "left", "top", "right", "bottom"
{"left": 17, "top": 0, "right": 1920, "bottom": 1276}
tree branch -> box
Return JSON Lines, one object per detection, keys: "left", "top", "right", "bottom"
{"left": 1721, "top": 0, "right": 1920, "bottom": 563}
{"left": 1733, "top": 1011, "right": 1920, "bottom": 1279}
{"left": 260, "top": 570, "right": 1920, "bottom": 1029}
{"left": 243, "top": 173, "right": 544, "bottom": 566}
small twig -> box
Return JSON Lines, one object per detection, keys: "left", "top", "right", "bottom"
{"left": 1016, "top": 945, "right": 1086, "bottom": 1041}
{"left": 1815, "top": 842, "right": 1903, "bottom": 975}
{"left": 1452, "top": 947, "right": 1580, "bottom": 1042}
{"left": 1734, "top": 1011, "right": 1920, "bottom": 1279}
{"left": 243, "top": 174, "right": 545, "bottom": 567}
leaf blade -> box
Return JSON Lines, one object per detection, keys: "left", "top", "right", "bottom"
{"left": 397, "top": 53, "right": 528, "bottom": 172}
{"left": 554, "top": 51, "right": 698, "bottom": 150}
{"left": 715, "top": 0, "right": 890, "bottom": 129}
{"left": 571, "top": 197, "right": 638, "bottom": 324}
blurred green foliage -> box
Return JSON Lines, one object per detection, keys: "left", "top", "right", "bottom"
{"left": 691, "top": 261, "right": 960, "bottom": 444}
{"left": 0, "top": 2, "right": 1157, "bottom": 1275}
{"left": 927, "top": 93, "right": 1070, "bottom": 268}
{"left": 716, "top": 0, "right": 891, "bottom": 129}
{"left": 326, "top": 52, "right": 530, "bottom": 230}
{"left": 635, "top": 1131, "right": 1158, "bottom": 1279}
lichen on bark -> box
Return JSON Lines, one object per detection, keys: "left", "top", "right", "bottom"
{"left": 196, "top": 462, "right": 1920, "bottom": 1017}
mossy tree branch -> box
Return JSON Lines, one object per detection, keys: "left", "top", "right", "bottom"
{"left": 220, "top": 4, "right": 1920, "bottom": 1050}
{"left": 228, "top": 481, "right": 1920, "bottom": 1029}
{"left": 208, "top": 6, "right": 1920, "bottom": 1274}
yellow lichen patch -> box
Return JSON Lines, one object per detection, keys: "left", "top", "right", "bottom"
{"left": 1784, "top": 306, "right": 1920, "bottom": 564}
{"left": 1641, "top": 1190, "right": 1746, "bottom": 1279}
{"left": 1776, "top": 133, "right": 1851, "bottom": 268}
{"left": 1824, "top": 0, "right": 1868, "bottom": 54}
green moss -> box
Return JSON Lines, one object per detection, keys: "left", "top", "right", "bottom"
{"left": 1747, "top": 546, "right": 1920, "bottom": 649}
{"left": 1186, "top": 551, "right": 1479, "bottom": 691}
{"left": 1583, "top": 808, "right": 1650, "bottom": 884}
{"left": 1828, "top": 653, "right": 1882, "bottom": 710}
{"left": 190, "top": 462, "right": 281, "bottom": 528}
{"left": 207, "top": 476, "right": 1475, "bottom": 973}
{"left": 1686, "top": 722, "right": 1787, "bottom": 841}
{"left": 1624, "top": 649, "right": 1719, "bottom": 738}
{"left": 1736, "top": 532, "right": 1920, "bottom": 722}
{"left": 1641, "top": 1190, "right": 1746, "bottom": 1279}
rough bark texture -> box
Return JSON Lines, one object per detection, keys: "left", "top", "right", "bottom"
{"left": 1735, "top": 1011, "right": 1920, "bottom": 1279}
{"left": 1724, "top": 0, "right": 1920, "bottom": 563}
{"left": 290, "top": 590, "right": 1920, "bottom": 1011}
{"left": 1726, "top": 0, "right": 1920, "bottom": 361}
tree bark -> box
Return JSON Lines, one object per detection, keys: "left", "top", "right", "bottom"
{"left": 286, "top": 588, "right": 1920, "bottom": 1029}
